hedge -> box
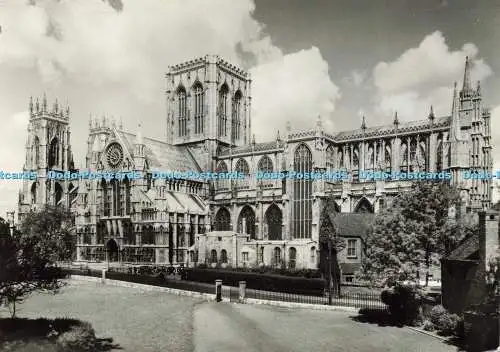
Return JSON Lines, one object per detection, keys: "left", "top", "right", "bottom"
{"left": 185, "top": 268, "right": 325, "bottom": 295}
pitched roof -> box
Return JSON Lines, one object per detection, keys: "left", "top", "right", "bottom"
{"left": 446, "top": 234, "right": 479, "bottom": 261}
{"left": 334, "top": 213, "right": 376, "bottom": 240}
{"left": 217, "top": 141, "right": 283, "bottom": 157}
{"left": 117, "top": 131, "right": 201, "bottom": 172}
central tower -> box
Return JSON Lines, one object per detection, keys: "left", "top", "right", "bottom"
{"left": 165, "top": 55, "right": 252, "bottom": 170}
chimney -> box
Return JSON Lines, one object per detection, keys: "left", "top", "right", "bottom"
{"left": 478, "top": 210, "right": 499, "bottom": 272}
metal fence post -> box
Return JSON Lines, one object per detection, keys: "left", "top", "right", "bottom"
{"left": 215, "top": 279, "right": 222, "bottom": 302}
{"left": 239, "top": 281, "right": 246, "bottom": 302}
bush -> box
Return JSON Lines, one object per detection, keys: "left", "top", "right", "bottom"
{"left": 56, "top": 321, "right": 97, "bottom": 351}
{"left": 381, "top": 284, "right": 423, "bottom": 325}
{"left": 422, "top": 319, "right": 434, "bottom": 331}
{"left": 185, "top": 268, "right": 325, "bottom": 295}
{"left": 428, "top": 305, "right": 461, "bottom": 336}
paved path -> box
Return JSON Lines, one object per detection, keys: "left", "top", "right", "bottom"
{"left": 193, "top": 302, "right": 457, "bottom": 352}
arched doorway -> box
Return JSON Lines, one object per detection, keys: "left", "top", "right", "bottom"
{"left": 106, "top": 239, "right": 119, "bottom": 262}
{"left": 265, "top": 204, "right": 282, "bottom": 240}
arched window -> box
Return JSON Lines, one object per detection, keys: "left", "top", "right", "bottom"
{"left": 101, "top": 179, "right": 111, "bottom": 216}
{"left": 231, "top": 91, "right": 242, "bottom": 142}
{"left": 367, "top": 146, "right": 374, "bottom": 170}
{"left": 68, "top": 182, "right": 77, "bottom": 205}
{"left": 177, "top": 86, "right": 187, "bottom": 137}
{"left": 385, "top": 145, "right": 391, "bottom": 172}
{"left": 237, "top": 205, "right": 255, "bottom": 239}
{"left": 111, "top": 179, "right": 121, "bottom": 216}
{"left": 142, "top": 226, "right": 155, "bottom": 245}
{"left": 436, "top": 137, "right": 443, "bottom": 172}
{"left": 235, "top": 158, "right": 249, "bottom": 189}
{"left": 352, "top": 148, "right": 359, "bottom": 180}
{"left": 218, "top": 84, "right": 229, "bottom": 137}
{"left": 210, "top": 249, "right": 218, "bottom": 264}
{"left": 193, "top": 82, "right": 204, "bottom": 134}
{"left": 273, "top": 247, "right": 281, "bottom": 268}
{"left": 326, "top": 145, "right": 334, "bottom": 173}
{"left": 337, "top": 149, "right": 344, "bottom": 168}
{"left": 400, "top": 143, "right": 408, "bottom": 171}
{"left": 292, "top": 144, "right": 312, "bottom": 239}
{"left": 124, "top": 179, "right": 131, "bottom": 215}
{"left": 214, "top": 208, "right": 231, "bottom": 231}
{"left": 54, "top": 182, "right": 63, "bottom": 205}
{"left": 355, "top": 197, "right": 374, "bottom": 213}
{"left": 48, "top": 137, "right": 59, "bottom": 168}
{"left": 216, "top": 161, "right": 229, "bottom": 190}
{"left": 409, "top": 138, "right": 417, "bottom": 171}
{"left": 419, "top": 142, "right": 427, "bottom": 171}
{"left": 220, "top": 249, "right": 228, "bottom": 264}
{"left": 258, "top": 155, "right": 273, "bottom": 188}
{"left": 33, "top": 136, "right": 40, "bottom": 167}
{"left": 265, "top": 204, "right": 282, "bottom": 240}
{"left": 30, "top": 182, "right": 37, "bottom": 204}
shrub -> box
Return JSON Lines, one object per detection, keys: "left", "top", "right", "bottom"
{"left": 422, "top": 319, "right": 434, "bottom": 331}
{"left": 380, "top": 284, "right": 423, "bottom": 325}
{"left": 56, "top": 321, "right": 97, "bottom": 351}
{"left": 428, "top": 305, "right": 461, "bottom": 336}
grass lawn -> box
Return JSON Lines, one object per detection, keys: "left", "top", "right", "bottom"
{"left": 0, "top": 280, "right": 203, "bottom": 352}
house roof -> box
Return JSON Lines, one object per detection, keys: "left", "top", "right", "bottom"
{"left": 334, "top": 213, "right": 376, "bottom": 241}
{"left": 446, "top": 234, "right": 479, "bottom": 261}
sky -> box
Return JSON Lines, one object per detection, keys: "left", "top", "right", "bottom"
{"left": 0, "top": 0, "right": 499, "bottom": 216}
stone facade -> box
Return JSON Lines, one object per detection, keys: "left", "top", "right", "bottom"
{"left": 18, "top": 55, "right": 493, "bottom": 271}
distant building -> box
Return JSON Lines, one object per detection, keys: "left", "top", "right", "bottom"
{"left": 18, "top": 56, "right": 493, "bottom": 272}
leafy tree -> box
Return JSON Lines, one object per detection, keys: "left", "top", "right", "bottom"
{"left": 360, "top": 180, "right": 477, "bottom": 287}
{"left": 319, "top": 195, "right": 345, "bottom": 297}
{"left": 0, "top": 206, "right": 73, "bottom": 317}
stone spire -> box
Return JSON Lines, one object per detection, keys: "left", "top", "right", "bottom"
{"left": 361, "top": 115, "right": 366, "bottom": 130}
{"left": 461, "top": 56, "right": 473, "bottom": 98}
{"left": 428, "top": 105, "right": 435, "bottom": 121}
{"left": 450, "top": 82, "right": 462, "bottom": 141}
{"left": 393, "top": 111, "right": 399, "bottom": 126}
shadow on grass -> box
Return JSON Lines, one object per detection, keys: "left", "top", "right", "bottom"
{"left": 0, "top": 317, "right": 121, "bottom": 351}
{"left": 350, "top": 308, "right": 405, "bottom": 327}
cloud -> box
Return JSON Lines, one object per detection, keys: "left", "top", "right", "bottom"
{"left": 0, "top": 0, "right": 340, "bottom": 216}
{"left": 344, "top": 70, "right": 367, "bottom": 87}
{"left": 372, "top": 31, "right": 492, "bottom": 120}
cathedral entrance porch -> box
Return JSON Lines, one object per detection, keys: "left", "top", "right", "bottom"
{"left": 106, "top": 239, "right": 119, "bottom": 262}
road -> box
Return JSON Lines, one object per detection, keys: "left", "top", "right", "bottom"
{"left": 193, "top": 302, "right": 457, "bottom": 352}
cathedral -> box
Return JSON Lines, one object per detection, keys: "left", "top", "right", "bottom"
{"left": 17, "top": 55, "right": 493, "bottom": 281}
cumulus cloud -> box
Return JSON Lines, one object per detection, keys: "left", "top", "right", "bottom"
{"left": 372, "top": 31, "right": 492, "bottom": 121}
{"left": 0, "top": 0, "right": 340, "bottom": 216}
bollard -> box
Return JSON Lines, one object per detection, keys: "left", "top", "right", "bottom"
{"left": 101, "top": 269, "right": 106, "bottom": 284}
{"left": 215, "top": 279, "right": 222, "bottom": 302}
{"left": 239, "top": 281, "right": 246, "bottom": 302}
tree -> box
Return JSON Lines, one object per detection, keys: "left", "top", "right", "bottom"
{"left": 319, "top": 196, "right": 346, "bottom": 299}
{"left": 0, "top": 206, "right": 73, "bottom": 317}
{"left": 360, "top": 180, "right": 477, "bottom": 287}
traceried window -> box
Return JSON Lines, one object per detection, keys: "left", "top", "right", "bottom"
{"left": 48, "top": 137, "right": 59, "bottom": 169}
{"left": 231, "top": 91, "right": 242, "bottom": 142}
{"left": 33, "top": 136, "right": 40, "bottom": 167}
{"left": 237, "top": 205, "right": 255, "bottom": 239}
{"left": 385, "top": 145, "right": 391, "bottom": 172}
{"left": 235, "top": 158, "right": 250, "bottom": 189}
{"left": 214, "top": 208, "right": 231, "bottom": 231}
{"left": 30, "top": 183, "right": 37, "bottom": 204}
{"left": 292, "top": 144, "right": 312, "bottom": 239}
{"left": 400, "top": 143, "right": 408, "bottom": 172}
{"left": 218, "top": 84, "right": 229, "bottom": 137}
{"left": 193, "top": 82, "right": 204, "bottom": 134}
{"left": 258, "top": 155, "right": 273, "bottom": 188}
{"left": 220, "top": 249, "right": 228, "bottom": 264}
{"left": 215, "top": 161, "right": 229, "bottom": 190}
{"left": 436, "top": 137, "right": 443, "bottom": 172}
{"left": 177, "top": 86, "right": 188, "bottom": 137}
{"left": 326, "top": 145, "right": 334, "bottom": 173}
{"left": 273, "top": 247, "right": 281, "bottom": 268}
